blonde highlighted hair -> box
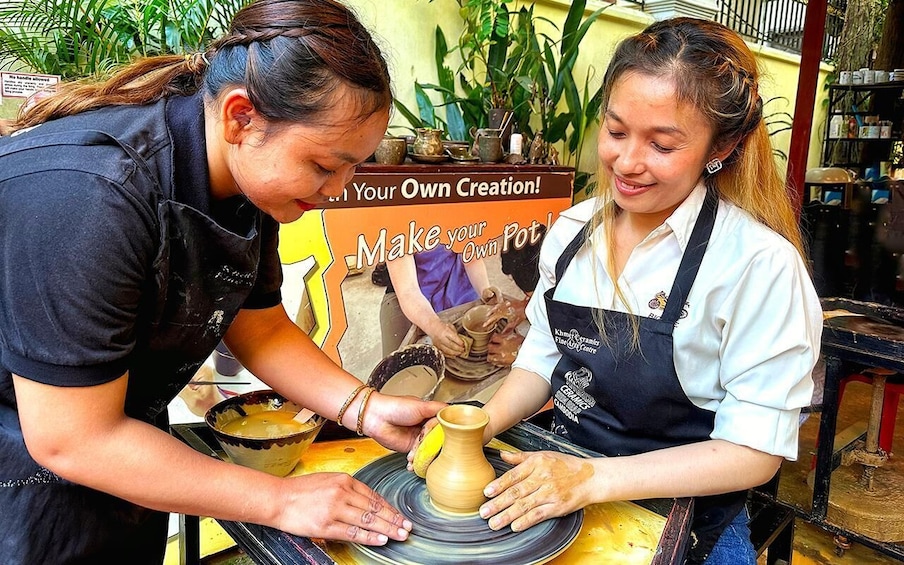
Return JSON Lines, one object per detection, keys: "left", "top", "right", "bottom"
{"left": 588, "top": 17, "right": 805, "bottom": 340}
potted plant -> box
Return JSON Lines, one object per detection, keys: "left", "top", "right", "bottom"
{"left": 0, "top": 0, "right": 252, "bottom": 79}
{"left": 395, "top": 0, "right": 608, "bottom": 195}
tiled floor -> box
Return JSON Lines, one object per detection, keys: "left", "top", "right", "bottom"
{"left": 169, "top": 378, "right": 904, "bottom": 564}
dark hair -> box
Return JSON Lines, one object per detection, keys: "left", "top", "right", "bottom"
{"left": 602, "top": 17, "right": 762, "bottom": 165}
{"left": 16, "top": 0, "right": 391, "bottom": 129}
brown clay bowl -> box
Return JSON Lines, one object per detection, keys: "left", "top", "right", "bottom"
{"left": 205, "top": 390, "right": 325, "bottom": 477}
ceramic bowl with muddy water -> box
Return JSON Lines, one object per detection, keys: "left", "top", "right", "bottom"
{"left": 205, "top": 390, "right": 325, "bottom": 477}
{"left": 367, "top": 343, "right": 445, "bottom": 400}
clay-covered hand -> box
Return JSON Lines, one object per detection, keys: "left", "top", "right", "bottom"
{"left": 481, "top": 297, "right": 528, "bottom": 331}
{"left": 486, "top": 328, "right": 524, "bottom": 367}
{"left": 481, "top": 286, "right": 503, "bottom": 305}
{"left": 277, "top": 472, "right": 413, "bottom": 545}
{"left": 360, "top": 392, "right": 445, "bottom": 453}
{"left": 427, "top": 322, "right": 466, "bottom": 357}
{"left": 479, "top": 450, "right": 595, "bottom": 532}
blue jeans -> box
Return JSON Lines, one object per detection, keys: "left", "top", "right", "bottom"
{"left": 702, "top": 506, "right": 756, "bottom": 565}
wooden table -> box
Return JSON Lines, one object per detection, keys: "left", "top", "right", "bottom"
{"left": 172, "top": 420, "right": 692, "bottom": 564}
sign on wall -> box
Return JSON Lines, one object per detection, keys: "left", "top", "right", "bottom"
{"left": 1, "top": 72, "right": 60, "bottom": 99}
{"left": 278, "top": 163, "right": 576, "bottom": 382}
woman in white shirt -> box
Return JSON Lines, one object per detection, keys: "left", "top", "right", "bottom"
{"left": 474, "top": 17, "right": 821, "bottom": 565}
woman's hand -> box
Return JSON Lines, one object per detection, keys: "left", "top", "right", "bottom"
{"left": 481, "top": 286, "right": 503, "bottom": 304}
{"left": 481, "top": 296, "right": 528, "bottom": 331}
{"left": 427, "top": 321, "right": 466, "bottom": 357}
{"left": 277, "top": 472, "right": 413, "bottom": 545}
{"left": 479, "top": 450, "right": 596, "bottom": 532}
{"left": 360, "top": 392, "right": 445, "bottom": 453}
{"left": 486, "top": 328, "right": 524, "bottom": 367}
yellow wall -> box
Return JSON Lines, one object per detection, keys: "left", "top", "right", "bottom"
{"left": 0, "top": 1, "right": 833, "bottom": 178}
{"left": 346, "top": 0, "right": 833, "bottom": 181}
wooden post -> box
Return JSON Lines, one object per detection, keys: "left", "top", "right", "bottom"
{"left": 785, "top": 0, "right": 829, "bottom": 215}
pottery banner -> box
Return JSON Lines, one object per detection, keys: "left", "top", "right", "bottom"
{"left": 277, "top": 163, "right": 575, "bottom": 383}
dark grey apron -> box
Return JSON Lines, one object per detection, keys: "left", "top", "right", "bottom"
{"left": 0, "top": 129, "right": 260, "bottom": 564}
{"left": 546, "top": 190, "right": 747, "bottom": 564}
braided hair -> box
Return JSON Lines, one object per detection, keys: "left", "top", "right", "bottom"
{"left": 586, "top": 18, "right": 806, "bottom": 345}
{"left": 592, "top": 17, "right": 804, "bottom": 258}
{"left": 16, "top": 0, "right": 391, "bottom": 130}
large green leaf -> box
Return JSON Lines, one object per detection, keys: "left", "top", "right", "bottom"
{"left": 414, "top": 82, "right": 437, "bottom": 127}
{"left": 0, "top": 0, "right": 252, "bottom": 78}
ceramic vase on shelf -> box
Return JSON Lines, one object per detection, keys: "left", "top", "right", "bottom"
{"left": 425, "top": 404, "right": 496, "bottom": 514}
{"left": 413, "top": 127, "right": 444, "bottom": 156}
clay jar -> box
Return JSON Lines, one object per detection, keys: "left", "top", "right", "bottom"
{"left": 461, "top": 304, "right": 496, "bottom": 355}
{"left": 413, "top": 128, "right": 444, "bottom": 156}
{"left": 426, "top": 404, "right": 496, "bottom": 514}
{"left": 374, "top": 136, "right": 407, "bottom": 165}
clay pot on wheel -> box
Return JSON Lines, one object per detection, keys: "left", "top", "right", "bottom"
{"left": 426, "top": 404, "right": 496, "bottom": 514}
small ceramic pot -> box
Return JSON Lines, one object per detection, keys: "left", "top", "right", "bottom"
{"left": 461, "top": 304, "right": 496, "bottom": 354}
{"left": 374, "top": 136, "right": 407, "bottom": 165}
{"left": 426, "top": 404, "right": 496, "bottom": 514}
{"left": 413, "top": 128, "right": 444, "bottom": 156}
{"left": 478, "top": 135, "right": 504, "bottom": 163}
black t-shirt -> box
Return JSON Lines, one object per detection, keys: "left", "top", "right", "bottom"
{"left": 0, "top": 94, "right": 283, "bottom": 563}
{"left": 0, "top": 95, "right": 281, "bottom": 389}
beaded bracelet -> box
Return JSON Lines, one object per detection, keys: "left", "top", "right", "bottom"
{"left": 355, "top": 387, "right": 376, "bottom": 436}
{"left": 336, "top": 383, "right": 368, "bottom": 426}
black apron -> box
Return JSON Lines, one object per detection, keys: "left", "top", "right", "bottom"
{"left": 546, "top": 190, "right": 747, "bottom": 564}
{"left": 0, "top": 126, "right": 261, "bottom": 564}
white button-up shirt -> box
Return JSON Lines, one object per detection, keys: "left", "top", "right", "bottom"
{"left": 513, "top": 184, "right": 821, "bottom": 460}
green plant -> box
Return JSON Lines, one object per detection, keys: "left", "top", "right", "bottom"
{"left": 398, "top": 0, "right": 607, "bottom": 195}
{"left": 0, "top": 0, "right": 251, "bottom": 79}
{"left": 764, "top": 96, "right": 793, "bottom": 161}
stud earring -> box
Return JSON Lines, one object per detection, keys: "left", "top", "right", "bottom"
{"left": 705, "top": 158, "right": 723, "bottom": 174}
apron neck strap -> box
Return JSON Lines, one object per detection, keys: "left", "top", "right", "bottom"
{"left": 661, "top": 189, "right": 718, "bottom": 321}
{"left": 553, "top": 190, "right": 720, "bottom": 323}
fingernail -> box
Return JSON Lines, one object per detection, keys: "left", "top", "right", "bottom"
{"left": 397, "top": 528, "right": 409, "bottom": 540}
{"left": 488, "top": 517, "right": 499, "bottom": 530}
{"left": 479, "top": 506, "right": 489, "bottom": 518}
{"left": 484, "top": 485, "right": 495, "bottom": 496}
{"left": 403, "top": 519, "right": 413, "bottom": 530}
{"left": 378, "top": 534, "right": 388, "bottom": 544}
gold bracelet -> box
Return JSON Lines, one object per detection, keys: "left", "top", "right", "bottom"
{"left": 336, "top": 383, "right": 368, "bottom": 426}
{"left": 355, "top": 387, "right": 376, "bottom": 436}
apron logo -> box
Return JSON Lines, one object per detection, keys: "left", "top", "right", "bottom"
{"left": 554, "top": 366, "right": 596, "bottom": 424}
{"left": 646, "top": 291, "right": 689, "bottom": 320}
{"left": 216, "top": 265, "right": 255, "bottom": 286}
{"left": 553, "top": 328, "right": 600, "bottom": 354}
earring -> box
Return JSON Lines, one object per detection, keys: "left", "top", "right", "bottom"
{"left": 705, "top": 158, "right": 723, "bottom": 174}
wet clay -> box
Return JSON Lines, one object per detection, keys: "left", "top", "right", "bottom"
{"left": 380, "top": 365, "right": 438, "bottom": 397}
{"left": 220, "top": 410, "right": 316, "bottom": 439}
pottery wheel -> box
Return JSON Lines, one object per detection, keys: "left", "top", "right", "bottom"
{"left": 826, "top": 315, "right": 904, "bottom": 341}
{"left": 415, "top": 319, "right": 507, "bottom": 382}
{"left": 443, "top": 354, "right": 503, "bottom": 381}
{"left": 350, "top": 451, "right": 583, "bottom": 565}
